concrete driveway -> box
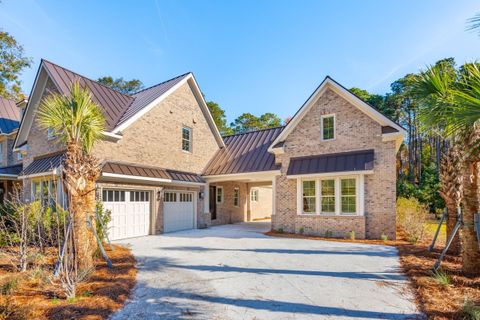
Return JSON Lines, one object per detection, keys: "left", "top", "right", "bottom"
{"left": 111, "top": 222, "right": 421, "bottom": 320}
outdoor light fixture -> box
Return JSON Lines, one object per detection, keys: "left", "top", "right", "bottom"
{"left": 199, "top": 191, "right": 204, "bottom": 199}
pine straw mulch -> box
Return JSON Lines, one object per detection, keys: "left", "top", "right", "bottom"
{"left": 266, "top": 228, "right": 480, "bottom": 320}
{"left": 0, "top": 244, "right": 136, "bottom": 320}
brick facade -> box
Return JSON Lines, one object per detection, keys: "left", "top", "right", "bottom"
{"left": 272, "top": 88, "right": 397, "bottom": 240}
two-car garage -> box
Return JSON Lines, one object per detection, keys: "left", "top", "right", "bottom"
{"left": 103, "top": 188, "right": 195, "bottom": 240}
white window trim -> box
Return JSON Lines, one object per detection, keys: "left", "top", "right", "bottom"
{"left": 233, "top": 187, "right": 239, "bottom": 207}
{"left": 320, "top": 114, "right": 336, "bottom": 141}
{"left": 182, "top": 127, "right": 192, "bottom": 153}
{"left": 216, "top": 186, "right": 224, "bottom": 203}
{"left": 297, "top": 175, "right": 364, "bottom": 216}
{"left": 250, "top": 188, "right": 259, "bottom": 202}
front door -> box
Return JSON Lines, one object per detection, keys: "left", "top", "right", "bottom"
{"left": 209, "top": 186, "right": 217, "bottom": 220}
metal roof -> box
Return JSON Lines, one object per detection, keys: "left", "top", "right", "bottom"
{"left": 115, "top": 73, "right": 190, "bottom": 127}
{"left": 0, "top": 97, "right": 21, "bottom": 134}
{"left": 203, "top": 127, "right": 284, "bottom": 176}
{"left": 21, "top": 151, "right": 65, "bottom": 176}
{"left": 0, "top": 164, "right": 22, "bottom": 176}
{"left": 42, "top": 60, "right": 134, "bottom": 131}
{"left": 287, "top": 149, "right": 374, "bottom": 176}
{"left": 102, "top": 161, "right": 205, "bottom": 183}
{"left": 381, "top": 126, "right": 399, "bottom": 134}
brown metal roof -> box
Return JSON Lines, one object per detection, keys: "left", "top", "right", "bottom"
{"left": 21, "top": 151, "right": 65, "bottom": 176}
{"left": 203, "top": 127, "right": 284, "bottom": 176}
{"left": 381, "top": 126, "right": 399, "bottom": 134}
{"left": 0, "top": 164, "right": 22, "bottom": 176}
{"left": 102, "top": 161, "right": 205, "bottom": 183}
{"left": 287, "top": 149, "right": 374, "bottom": 176}
{"left": 42, "top": 60, "right": 135, "bottom": 131}
{"left": 0, "top": 97, "right": 21, "bottom": 134}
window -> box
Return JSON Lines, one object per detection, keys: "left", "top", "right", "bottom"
{"left": 321, "top": 115, "right": 335, "bottom": 140}
{"left": 250, "top": 189, "right": 259, "bottom": 202}
{"left": 47, "top": 128, "right": 55, "bottom": 140}
{"left": 31, "top": 178, "right": 63, "bottom": 209}
{"left": 164, "top": 192, "right": 177, "bottom": 202}
{"left": 321, "top": 179, "right": 336, "bottom": 213}
{"left": 182, "top": 127, "right": 192, "bottom": 152}
{"left": 102, "top": 190, "right": 125, "bottom": 202}
{"left": 341, "top": 178, "right": 356, "bottom": 214}
{"left": 216, "top": 187, "right": 223, "bottom": 203}
{"left": 233, "top": 188, "right": 239, "bottom": 207}
{"left": 130, "top": 191, "right": 150, "bottom": 202}
{"left": 179, "top": 193, "right": 193, "bottom": 202}
{"left": 302, "top": 181, "right": 316, "bottom": 213}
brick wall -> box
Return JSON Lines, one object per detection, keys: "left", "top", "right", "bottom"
{"left": 211, "top": 181, "right": 248, "bottom": 225}
{"left": 273, "top": 88, "right": 397, "bottom": 239}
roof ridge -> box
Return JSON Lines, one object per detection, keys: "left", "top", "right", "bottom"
{"left": 132, "top": 72, "right": 191, "bottom": 95}
{"left": 41, "top": 59, "right": 134, "bottom": 100}
{"left": 222, "top": 125, "right": 285, "bottom": 138}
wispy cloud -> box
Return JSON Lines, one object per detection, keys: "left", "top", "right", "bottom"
{"left": 154, "top": 0, "right": 170, "bottom": 47}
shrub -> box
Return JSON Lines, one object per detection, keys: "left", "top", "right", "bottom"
{"left": 397, "top": 197, "right": 428, "bottom": 244}
{"left": 325, "top": 230, "right": 333, "bottom": 238}
{"left": 277, "top": 228, "right": 284, "bottom": 234}
{"left": 299, "top": 227, "right": 304, "bottom": 234}
{"left": 463, "top": 299, "right": 480, "bottom": 320}
{"left": 347, "top": 230, "right": 355, "bottom": 240}
{"left": 95, "top": 201, "right": 111, "bottom": 243}
{"left": 430, "top": 269, "right": 451, "bottom": 286}
{"left": 380, "top": 233, "right": 388, "bottom": 241}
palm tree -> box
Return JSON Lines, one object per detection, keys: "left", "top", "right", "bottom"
{"left": 38, "top": 82, "right": 105, "bottom": 271}
{"left": 414, "top": 63, "right": 480, "bottom": 275}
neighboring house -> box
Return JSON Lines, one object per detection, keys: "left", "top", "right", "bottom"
{"left": 0, "top": 97, "right": 25, "bottom": 203}
{"left": 14, "top": 60, "right": 405, "bottom": 240}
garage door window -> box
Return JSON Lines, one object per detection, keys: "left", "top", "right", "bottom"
{"left": 103, "top": 190, "right": 125, "bottom": 202}
{"left": 179, "top": 193, "right": 193, "bottom": 202}
{"left": 131, "top": 191, "right": 149, "bottom": 202}
{"left": 164, "top": 192, "right": 177, "bottom": 202}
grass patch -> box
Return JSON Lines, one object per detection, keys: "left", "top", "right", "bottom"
{"left": 430, "top": 269, "right": 451, "bottom": 286}
{"left": 463, "top": 299, "right": 480, "bottom": 320}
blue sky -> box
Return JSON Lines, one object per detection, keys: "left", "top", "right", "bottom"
{"left": 1, "top": 1, "right": 479, "bottom": 123}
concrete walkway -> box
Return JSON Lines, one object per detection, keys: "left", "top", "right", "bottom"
{"left": 111, "top": 222, "right": 421, "bottom": 320}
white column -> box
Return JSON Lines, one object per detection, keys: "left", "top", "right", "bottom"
{"left": 358, "top": 175, "right": 365, "bottom": 216}
{"left": 271, "top": 176, "right": 276, "bottom": 216}
{"left": 335, "top": 177, "right": 341, "bottom": 215}
{"left": 296, "top": 179, "right": 302, "bottom": 215}
{"left": 204, "top": 183, "right": 210, "bottom": 214}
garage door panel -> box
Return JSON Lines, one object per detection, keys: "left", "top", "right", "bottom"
{"left": 164, "top": 191, "right": 194, "bottom": 233}
{"left": 104, "top": 190, "right": 151, "bottom": 240}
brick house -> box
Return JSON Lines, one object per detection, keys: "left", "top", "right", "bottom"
{"left": 12, "top": 60, "right": 404, "bottom": 240}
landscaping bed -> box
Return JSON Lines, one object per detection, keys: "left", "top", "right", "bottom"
{"left": 267, "top": 222, "right": 480, "bottom": 320}
{"left": 0, "top": 244, "right": 136, "bottom": 320}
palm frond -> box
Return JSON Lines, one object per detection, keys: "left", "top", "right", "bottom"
{"left": 467, "top": 13, "right": 480, "bottom": 34}
{"left": 37, "top": 82, "right": 106, "bottom": 152}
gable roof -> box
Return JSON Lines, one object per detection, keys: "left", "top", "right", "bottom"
{"left": 0, "top": 97, "right": 21, "bottom": 134}
{"left": 14, "top": 60, "right": 225, "bottom": 149}
{"left": 203, "top": 126, "right": 284, "bottom": 176}
{"left": 269, "top": 76, "right": 406, "bottom": 152}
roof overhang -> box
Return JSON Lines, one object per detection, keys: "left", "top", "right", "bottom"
{"left": 100, "top": 172, "right": 206, "bottom": 187}
{"left": 0, "top": 174, "right": 20, "bottom": 180}
{"left": 18, "top": 168, "right": 60, "bottom": 180}
{"left": 268, "top": 76, "right": 406, "bottom": 153}
{"left": 203, "top": 170, "right": 281, "bottom": 183}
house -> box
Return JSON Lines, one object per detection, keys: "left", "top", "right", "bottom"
{"left": 13, "top": 59, "right": 405, "bottom": 240}
{"left": 0, "top": 97, "right": 25, "bottom": 202}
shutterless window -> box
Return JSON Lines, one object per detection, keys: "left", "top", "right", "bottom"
{"left": 233, "top": 188, "right": 239, "bottom": 207}
{"left": 321, "top": 115, "right": 335, "bottom": 140}
{"left": 321, "top": 179, "right": 336, "bottom": 213}
{"left": 250, "top": 189, "right": 259, "bottom": 202}
{"left": 302, "top": 180, "right": 316, "bottom": 213}
{"left": 182, "top": 127, "right": 192, "bottom": 152}
{"left": 341, "top": 178, "right": 356, "bottom": 214}
{"left": 216, "top": 187, "right": 223, "bottom": 203}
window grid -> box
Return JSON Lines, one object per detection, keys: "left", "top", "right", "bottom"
{"left": 322, "top": 116, "right": 335, "bottom": 140}
{"left": 250, "top": 189, "right": 259, "bottom": 202}
{"left": 321, "top": 179, "right": 336, "bottom": 213}
{"left": 216, "top": 187, "right": 223, "bottom": 203}
{"left": 182, "top": 127, "right": 192, "bottom": 152}
{"left": 233, "top": 188, "right": 239, "bottom": 207}
{"left": 164, "top": 192, "right": 177, "bottom": 202}
{"left": 341, "top": 179, "right": 356, "bottom": 214}
{"left": 302, "top": 181, "right": 316, "bottom": 213}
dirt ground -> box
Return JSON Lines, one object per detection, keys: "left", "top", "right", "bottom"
{"left": 0, "top": 244, "right": 136, "bottom": 320}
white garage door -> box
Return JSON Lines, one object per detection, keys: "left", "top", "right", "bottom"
{"left": 103, "top": 189, "right": 151, "bottom": 240}
{"left": 164, "top": 191, "right": 195, "bottom": 233}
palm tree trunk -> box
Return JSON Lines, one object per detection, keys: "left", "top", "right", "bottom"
{"left": 461, "top": 160, "right": 480, "bottom": 275}
{"left": 446, "top": 202, "right": 461, "bottom": 255}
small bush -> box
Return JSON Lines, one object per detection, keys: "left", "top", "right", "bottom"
{"left": 380, "top": 233, "right": 388, "bottom": 241}
{"left": 430, "top": 269, "right": 451, "bottom": 286}
{"left": 347, "top": 230, "right": 355, "bottom": 240}
{"left": 277, "top": 228, "right": 284, "bottom": 234}
{"left": 299, "top": 227, "right": 304, "bottom": 234}
{"left": 463, "top": 298, "right": 480, "bottom": 320}
{"left": 0, "top": 276, "right": 18, "bottom": 295}
{"left": 325, "top": 230, "right": 333, "bottom": 238}
{"left": 397, "top": 197, "right": 428, "bottom": 244}
{"left": 95, "top": 201, "right": 111, "bottom": 243}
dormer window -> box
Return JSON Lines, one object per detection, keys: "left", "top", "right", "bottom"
{"left": 182, "top": 127, "right": 192, "bottom": 152}
{"left": 321, "top": 115, "right": 335, "bottom": 140}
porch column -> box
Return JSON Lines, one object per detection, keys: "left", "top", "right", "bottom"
{"left": 272, "top": 176, "right": 276, "bottom": 216}
{"left": 204, "top": 183, "right": 210, "bottom": 214}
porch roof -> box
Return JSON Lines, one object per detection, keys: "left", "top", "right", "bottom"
{"left": 20, "top": 151, "right": 65, "bottom": 177}
{"left": 0, "top": 164, "right": 23, "bottom": 177}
